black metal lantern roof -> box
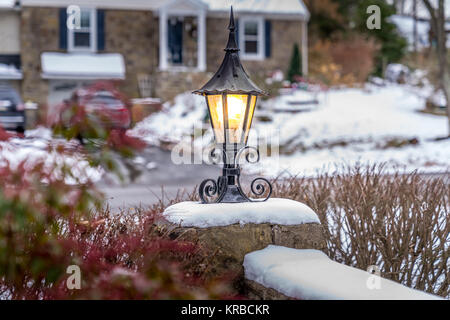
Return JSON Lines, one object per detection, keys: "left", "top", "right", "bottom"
{"left": 193, "top": 7, "right": 266, "bottom": 96}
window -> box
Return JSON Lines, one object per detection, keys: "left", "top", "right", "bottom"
{"left": 239, "top": 16, "right": 264, "bottom": 60}
{"left": 167, "top": 17, "right": 183, "bottom": 65}
{"left": 68, "top": 8, "right": 97, "bottom": 52}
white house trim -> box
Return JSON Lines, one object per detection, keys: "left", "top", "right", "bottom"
{"left": 159, "top": 8, "right": 168, "bottom": 71}
{"left": 67, "top": 7, "right": 97, "bottom": 53}
{"left": 239, "top": 15, "right": 265, "bottom": 61}
{"left": 157, "top": 0, "right": 207, "bottom": 71}
{"left": 302, "top": 20, "right": 308, "bottom": 76}
{"left": 197, "top": 8, "right": 206, "bottom": 71}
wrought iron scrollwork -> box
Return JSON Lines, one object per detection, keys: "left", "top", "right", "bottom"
{"left": 235, "top": 146, "right": 260, "bottom": 165}
{"left": 199, "top": 145, "right": 272, "bottom": 204}
{"left": 208, "top": 147, "right": 228, "bottom": 165}
{"left": 199, "top": 176, "right": 227, "bottom": 203}
{"left": 249, "top": 177, "right": 273, "bottom": 201}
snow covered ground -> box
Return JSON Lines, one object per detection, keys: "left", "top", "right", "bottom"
{"left": 131, "top": 83, "right": 450, "bottom": 178}
{"left": 2, "top": 83, "right": 448, "bottom": 184}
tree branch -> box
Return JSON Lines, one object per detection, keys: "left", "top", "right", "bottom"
{"left": 422, "top": 0, "right": 438, "bottom": 28}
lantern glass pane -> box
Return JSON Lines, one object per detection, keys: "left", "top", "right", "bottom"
{"left": 226, "top": 94, "right": 248, "bottom": 144}
{"left": 244, "top": 95, "right": 257, "bottom": 144}
{"left": 207, "top": 95, "right": 225, "bottom": 143}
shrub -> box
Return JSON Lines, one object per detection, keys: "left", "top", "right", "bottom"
{"left": 271, "top": 165, "right": 449, "bottom": 299}
{"left": 309, "top": 35, "right": 379, "bottom": 86}
{"left": 287, "top": 43, "right": 302, "bottom": 83}
{"left": 330, "top": 34, "right": 379, "bottom": 83}
{"left": 0, "top": 82, "right": 235, "bottom": 300}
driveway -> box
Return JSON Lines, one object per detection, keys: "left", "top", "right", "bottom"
{"left": 96, "top": 146, "right": 220, "bottom": 209}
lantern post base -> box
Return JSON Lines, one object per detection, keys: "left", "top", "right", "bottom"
{"left": 219, "top": 184, "right": 250, "bottom": 203}
{"left": 198, "top": 146, "right": 273, "bottom": 204}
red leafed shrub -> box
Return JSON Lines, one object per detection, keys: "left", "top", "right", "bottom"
{"left": 0, "top": 126, "right": 13, "bottom": 141}
{"left": 0, "top": 143, "right": 234, "bottom": 300}
{"left": 107, "top": 129, "right": 147, "bottom": 156}
{"left": 0, "top": 83, "right": 235, "bottom": 300}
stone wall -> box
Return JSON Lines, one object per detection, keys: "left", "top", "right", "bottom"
{"left": 167, "top": 222, "right": 326, "bottom": 279}
{"left": 103, "top": 10, "right": 157, "bottom": 98}
{"left": 153, "top": 70, "right": 211, "bottom": 102}
{"left": 206, "top": 18, "right": 304, "bottom": 80}
{"left": 20, "top": 7, "right": 60, "bottom": 105}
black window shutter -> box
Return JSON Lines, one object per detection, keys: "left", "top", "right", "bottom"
{"left": 59, "top": 8, "right": 67, "bottom": 50}
{"left": 265, "top": 20, "right": 271, "bottom": 58}
{"left": 97, "top": 10, "right": 105, "bottom": 51}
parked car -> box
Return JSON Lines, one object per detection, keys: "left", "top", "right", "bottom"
{"left": 60, "top": 85, "right": 132, "bottom": 132}
{"left": 0, "top": 85, "right": 25, "bottom": 133}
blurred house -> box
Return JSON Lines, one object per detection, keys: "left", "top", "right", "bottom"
{"left": 0, "top": 0, "right": 22, "bottom": 92}
{"left": 17, "top": 0, "right": 309, "bottom": 109}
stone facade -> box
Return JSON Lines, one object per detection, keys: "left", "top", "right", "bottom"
{"left": 166, "top": 222, "right": 326, "bottom": 279}
{"left": 20, "top": 7, "right": 60, "bottom": 105}
{"left": 206, "top": 18, "right": 304, "bottom": 79}
{"left": 19, "top": 7, "right": 306, "bottom": 104}
{"left": 103, "top": 10, "right": 157, "bottom": 98}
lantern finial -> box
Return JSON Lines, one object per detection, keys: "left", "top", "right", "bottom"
{"left": 228, "top": 6, "right": 236, "bottom": 31}
{"left": 225, "top": 6, "right": 239, "bottom": 52}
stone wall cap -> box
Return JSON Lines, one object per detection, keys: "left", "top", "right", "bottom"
{"left": 162, "top": 198, "right": 320, "bottom": 228}
{"left": 244, "top": 245, "right": 443, "bottom": 300}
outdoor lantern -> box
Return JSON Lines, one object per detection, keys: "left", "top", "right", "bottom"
{"left": 193, "top": 7, "right": 272, "bottom": 204}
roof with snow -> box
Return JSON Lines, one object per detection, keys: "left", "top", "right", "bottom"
{"left": 41, "top": 52, "right": 125, "bottom": 80}
{"left": 0, "top": 63, "right": 22, "bottom": 79}
{"left": 21, "top": 0, "right": 309, "bottom": 19}
{"left": 0, "top": 0, "right": 16, "bottom": 9}
{"left": 203, "top": 0, "right": 309, "bottom": 18}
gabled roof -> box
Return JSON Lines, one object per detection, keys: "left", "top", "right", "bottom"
{"left": 202, "top": 0, "right": 309, "bottom": 19}
{"left": 20, "top": 0, "right": 309, "bottom": 19}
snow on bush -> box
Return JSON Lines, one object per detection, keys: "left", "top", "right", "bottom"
{"left": 270, "top": 166, "right": 449, "bottom": 299}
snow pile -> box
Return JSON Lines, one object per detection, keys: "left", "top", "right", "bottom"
{"left": 255, "top": 84, "right": 450, "bottom": 176}
{"left": 163, "top": 198, "right": 320, "bottom": 228}
{"left": 244, "top": 245, "right": 442, "bottom": 300}
{"left": 129, "top": 92, "right": 208, "bottom": 146}
{"left": 263, "top": 89, "right": 320, "bottom": 112}
{"left": 0, "top": 127, "right": 103, "bottom": 184}
{"left": 385, "top": 63, "right": 410, "bottom": 83}
{"left": 132, "top": 83, "right": 450, "bottom": 177}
